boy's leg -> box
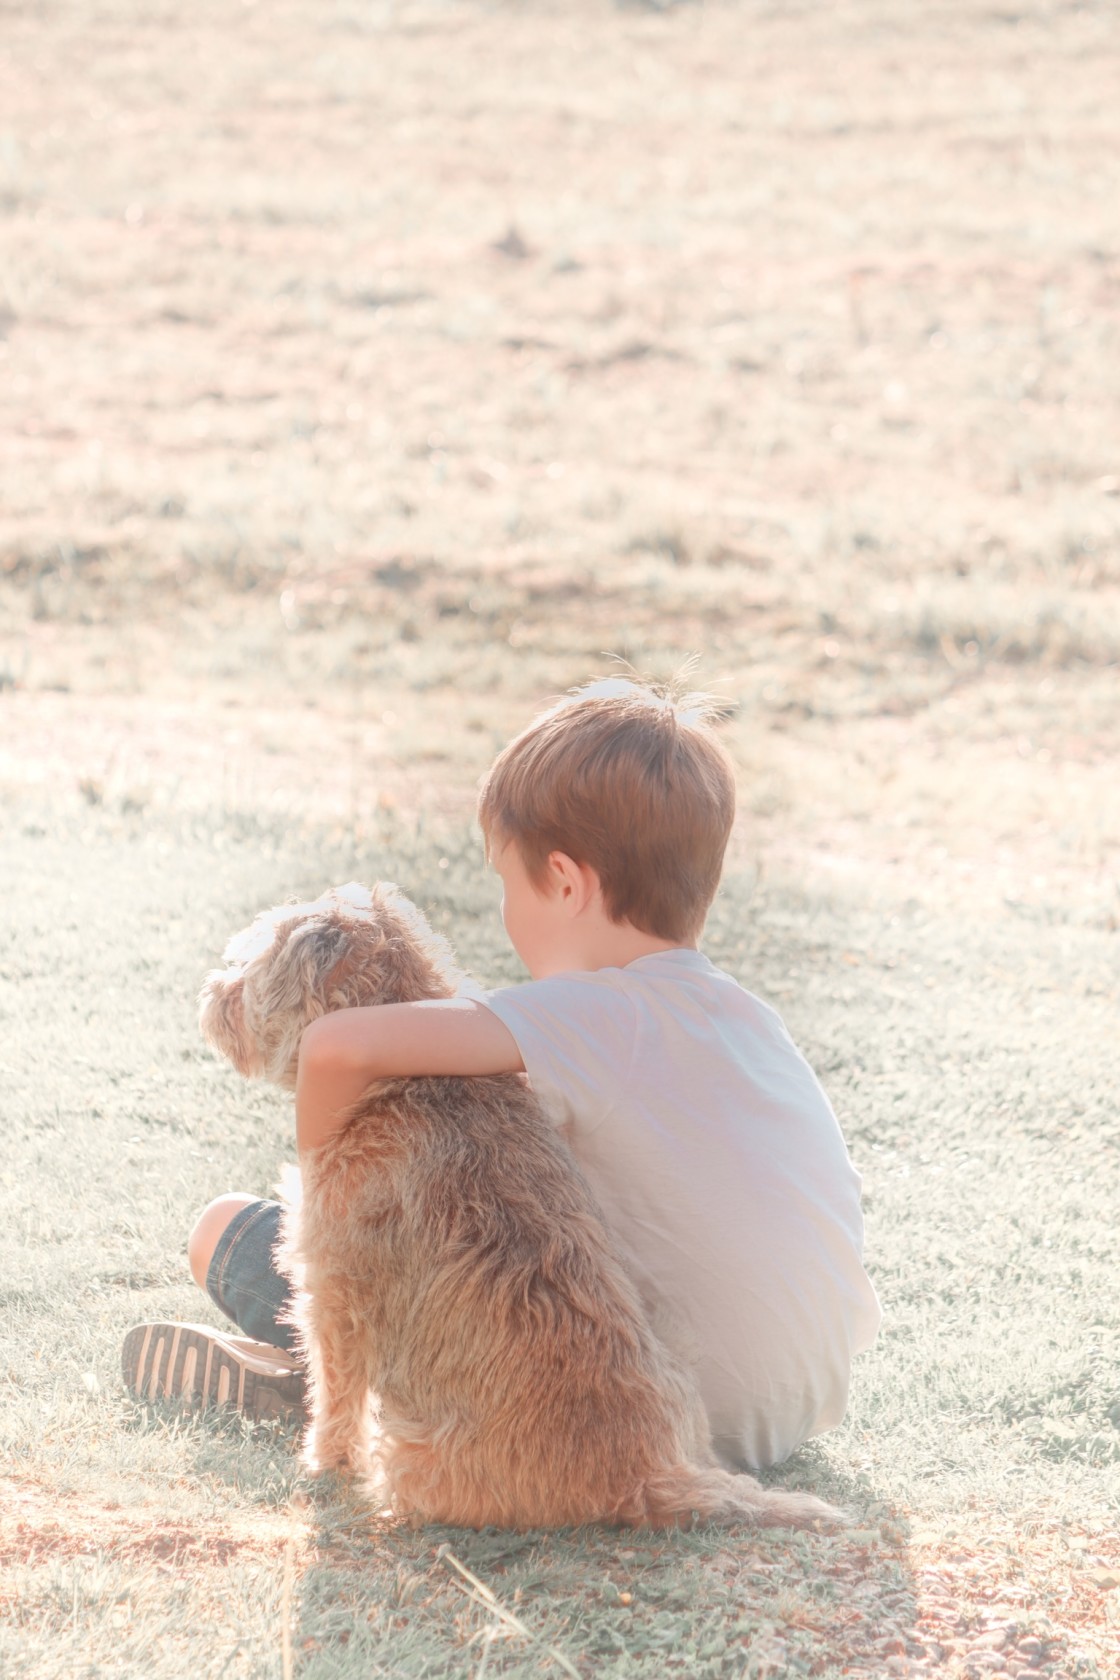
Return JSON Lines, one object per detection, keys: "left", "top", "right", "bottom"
{"left": 187, "top": 1193, "right": 257, "bottom": 1291}
{"left": 187, "top": 1193, "right": 298, "bottom": 1353}
{"left": 121, "top": 1193, "right": 304, "bottom": 1421}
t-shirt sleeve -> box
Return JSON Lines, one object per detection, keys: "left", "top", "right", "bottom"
{"left": 481, "top": 972, "right": 639, "bottom": 1137}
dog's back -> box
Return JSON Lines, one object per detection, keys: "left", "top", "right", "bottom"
{"left": 287, "top": 1066, "right": 702, "bottom": 1524}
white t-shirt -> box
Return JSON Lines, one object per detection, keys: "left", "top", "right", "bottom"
{"left": 483, "top": 949, "right": 881, "bottom": 1470}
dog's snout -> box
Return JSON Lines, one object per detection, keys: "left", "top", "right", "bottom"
{"left": 199, "top": 972, "right": 260, "bottom": 1076}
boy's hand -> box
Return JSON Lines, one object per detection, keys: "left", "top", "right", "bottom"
{"left": 295, "top": 999, "right": 524, "bottom": 1156}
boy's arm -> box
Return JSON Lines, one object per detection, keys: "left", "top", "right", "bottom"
{"left": 295, "top": 998, "right": 524, "bottom": 1157}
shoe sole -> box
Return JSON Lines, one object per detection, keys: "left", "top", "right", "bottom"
{"left": 121, "top": 1322, "right": 305, "bottom": 1423}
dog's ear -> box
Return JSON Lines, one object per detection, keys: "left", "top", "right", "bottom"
{"left": 199, "top": 968, "right": 263, "bottom": 1077}
{"left": 256, "top": 913, "right": 365, "bottom": 1024}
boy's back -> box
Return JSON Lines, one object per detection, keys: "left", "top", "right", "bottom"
{"left": 485, "top": 947, "right": 881, "bottom": 1470}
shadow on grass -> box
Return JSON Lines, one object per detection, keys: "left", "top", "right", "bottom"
{"left": 286, "top": 1465, "right": 919, "bottom": 1679}
{"left": 121, "top": 1391, "right": 306, "bottom": 1508}
{"left": 121, "top": 1373, "right": 917, "bottom": 1677}
{"left": 175, "top": 1440, "right": 912, "bottom": 1680}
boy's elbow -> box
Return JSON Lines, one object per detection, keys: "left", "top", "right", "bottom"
{"left": 297, "top": 1010, "right": 362, "bottom": 1081}
{"left": 296, "top": 1013, "right": 333, "bottom": 1076}
{"left": 298, "top": 1005, "right": 397, "bottom": 1082}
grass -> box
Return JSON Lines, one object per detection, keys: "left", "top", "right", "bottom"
{"left": 1, "top": 805, "right": 1117, "bottom": 1676}
{"left": 2, "top": 0, "right": 1119, "bottom": 1673}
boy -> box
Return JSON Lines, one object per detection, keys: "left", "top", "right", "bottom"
{"left": 123, "top": 677, "right": 880, "bottom": 1469}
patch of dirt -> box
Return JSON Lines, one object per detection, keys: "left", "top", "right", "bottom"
{"left": 0, "top": 1475, "right": 312, "bottom": 1575}
{"left": 898, "top": 1523, "right": 1120, "bottom": 1679}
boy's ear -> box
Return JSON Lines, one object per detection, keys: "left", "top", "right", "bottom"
{"left": 544, "top": 851, "right": 601, "bottom": 917}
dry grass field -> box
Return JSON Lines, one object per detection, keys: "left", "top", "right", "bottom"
{"left": 1, "top": 1, "right": 1118, "bottom": 1676}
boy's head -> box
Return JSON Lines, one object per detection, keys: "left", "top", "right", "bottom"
{"left": 477, "top": 677, "right": 736, "bottom": 945}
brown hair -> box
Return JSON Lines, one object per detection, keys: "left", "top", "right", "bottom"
{"left": 477, "top": 677, "right": 736, "bottom": 943}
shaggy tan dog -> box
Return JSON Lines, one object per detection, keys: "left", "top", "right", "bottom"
{"left": 199, "top": 882, "right": 839, "bottom": 1531}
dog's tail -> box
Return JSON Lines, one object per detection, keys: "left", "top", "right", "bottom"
{"left": 636, "top": 1462, "right": 842, "bottom": 1530}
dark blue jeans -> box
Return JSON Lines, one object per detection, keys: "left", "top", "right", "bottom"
{"left": 205, "top": 1199, "right": 296, "bottom": 1353}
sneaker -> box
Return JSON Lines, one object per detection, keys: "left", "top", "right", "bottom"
{"left": 121, "top": 1321, "right": 306, "bottom": 1423}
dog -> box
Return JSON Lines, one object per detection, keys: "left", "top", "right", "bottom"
{"left": 199, "top": 881, "right": 840, "bottom": 1531}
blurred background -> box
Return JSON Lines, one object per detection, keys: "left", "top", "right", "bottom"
{"left": 2, "top": 0, "right": 1117, "bottom": 922}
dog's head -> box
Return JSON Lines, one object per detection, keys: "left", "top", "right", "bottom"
{"left": 198, "top": 881, "right": 461, "bottom": 1088}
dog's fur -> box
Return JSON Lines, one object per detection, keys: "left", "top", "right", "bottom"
{"left": 199, "top": 882, "right": 839, "bottom": 1531}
